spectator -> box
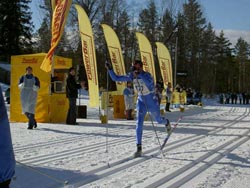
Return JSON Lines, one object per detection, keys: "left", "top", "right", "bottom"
{"left": 155, "top": 81, "right": 163, "bottom": 105}
{"left": 242, "top": 92, "right": 246, "bottom": 104}
{"left": 165, "top": 82, "right": 172, "bottom": 112}
{"left": 123, "top": 81, "right": 134, "bottom": 120}
{"left": 18, "top": 66, "right": 40, "bottom": 129}
{"left": 238, "top": 93, "right": 242, "bottom": 104}
{"left": 66, "top": 67, "right": 85, "bottom": 125}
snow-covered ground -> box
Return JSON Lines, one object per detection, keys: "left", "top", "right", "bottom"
{"left": 8, "top": 98, "right": 250, "bottom": 188}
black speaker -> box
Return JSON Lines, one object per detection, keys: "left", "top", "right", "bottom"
{"left": 77, "top": 105, "right": 87, "bottom": 118}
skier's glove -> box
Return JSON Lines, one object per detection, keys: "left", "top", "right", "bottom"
{"left": 133, "top": 71, "right": 139, "bottom": 78}
{"left": 105, "top": 61, "right": 112, "bottom": 70}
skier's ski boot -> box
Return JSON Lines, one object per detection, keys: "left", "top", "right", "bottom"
{"left": 134, "top": 144, "right": 142, "bottom": 158}
{"left": 165, "top": 119, "right": 171, "bottom": 134}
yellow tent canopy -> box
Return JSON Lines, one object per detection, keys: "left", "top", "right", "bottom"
{"left": 10, "top": 53, "right": 72, "bottom": 123}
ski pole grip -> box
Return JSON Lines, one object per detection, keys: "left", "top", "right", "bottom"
{"left": 105, "top": 61, "right": 112, "bottom": 70}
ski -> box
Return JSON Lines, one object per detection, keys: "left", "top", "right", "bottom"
{"left": 160, "top": 117, "right": 182, "bottom": 151}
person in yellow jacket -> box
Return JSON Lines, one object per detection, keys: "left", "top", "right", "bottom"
{"left": 171, "top": 87, "right": 181, "bottom": 108}
{"left": 180, "top": 88, "right": 187, "bottom": 105}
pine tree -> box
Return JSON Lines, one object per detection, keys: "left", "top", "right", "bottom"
{"left": 35, "top": 0, "right": 71, "bottom": 57}
{"left": 33, "top": 0, "right": 52, "bottom": 53}
{"left": 35, "top": 18, "right": 51, "bottom": 53}
{"left": 215, "top": 31, "right": 233, "bottom": 92}
{"left": 116, "top": 10, "right": 133, "bottom": 71}
{"left": 199, "top": 22, "right": 217, "bottom": 93}
{"left": 182, "top": 0, "right": 206, "bottom": 89}
{"left": 137, "top": 0, "right": 159, "bottom": 46}
{"left": 234, "top": 37, "right": 250, "bottom": 92}
{"left": 160, "top": 9, "right": 176, "bottom": 44}
{"left": 0, "top": 0, "right": 34, "bottom": 62}
{"left": 137, "top": 0, "right": 161, "bottom": 80}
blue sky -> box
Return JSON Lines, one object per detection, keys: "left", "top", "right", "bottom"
{"left": 30, "top": 0, "right": 250, "bottom": 45}
{"left": 30, "top": 1, "right": 42, "bottom": 29}
{"left": 198, "top": 0, "right": 250, "bottom": 46}
{"left": 198, "top": 0, "right": 250, "bottom": 45}
{"left": 200, "top": 0, "right": 250, "bottom": 31}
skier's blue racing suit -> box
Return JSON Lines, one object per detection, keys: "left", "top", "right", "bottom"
{"left": 108, "top": 69, "right": 169, "bottom": 145}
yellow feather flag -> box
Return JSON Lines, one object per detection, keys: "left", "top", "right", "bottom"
{"left": 51, "top": 0, "right": 60, "bottom": 12}
{"left": 156, "top": 42, "right": 173, "bottom": 88}
{"left": 40, "top": 0, "right": 72, "bottom": 72}
{"left": 74, "top": 4, "right": 99, "bottom": 107}
{"left": 101, "top": 24, "right": 126, "bottom": 95}
{"left": 135, "top": 32, "right": 156, "bottom": 83}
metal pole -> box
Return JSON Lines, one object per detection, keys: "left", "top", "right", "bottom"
{"left": 174, "top": 36, "right": 178, "bottom": 87}
{"left": 105, "top": 68, "right": 110, "bottom": 168}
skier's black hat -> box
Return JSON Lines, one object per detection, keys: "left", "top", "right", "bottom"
{"left": 133, "top": 60, "right": 143, "bottom": 67}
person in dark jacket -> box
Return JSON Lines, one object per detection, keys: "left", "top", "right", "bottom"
{"left": 0, "top": 86, "right": 15, "bottom": 188}
{"left": 66, "top": 67, "right": 85, "bottom": 125}
{"left": 165, "top": 82, "right": 172, "bottom": 112}
{"left": 155, "top": 81, "right": 164, "bottom": 105}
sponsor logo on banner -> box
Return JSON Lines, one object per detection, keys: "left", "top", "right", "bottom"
{"left": 141, "top": 52, "right": 151, "bottom": 73}
{"left": 40, "top": 0, "right": 71, "bottom": 72}
{"left": 101, "top": 24, "right": 126, "bottom": 94}
{"left": 160, "top": 58, "right": 169, "bottom": 84}
{"left": 75, "top": 4, "right": 99, "bottom": 107}
{"left": 136, "top": 32, "right": 156, "bottom": 83}
{"left": 81, "top": 33, "right": 97, "bottom": 85}
{"left": 155, "top": 42, "right": 173, "bottom": 87}
{"left": 47, "top": 1, "right": 69, "bottom": 60}
{"left": 22, "top": 58, "right": 38, "bottom": 64}
{"left": 51, "top": 0, "right": 60, "bottom": 11}
{"left": 56, "top": 59, "right": 66, "bottom": 66}
{"left": 110, "top": 47, "right": 124, "bottom": 85}
{"left": 110, "top": 49, "right": 121, "bottom": 75}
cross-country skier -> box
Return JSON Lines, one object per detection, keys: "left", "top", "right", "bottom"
{"left": 106, "top": 60, "right": 171, "bottom": 157}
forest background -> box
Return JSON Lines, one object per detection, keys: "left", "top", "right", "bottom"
{"left": 0, "top": 0, "right": 250, "bottom": 94}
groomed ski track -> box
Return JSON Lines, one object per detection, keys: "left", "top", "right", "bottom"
{"left": 11, "top": 105, "right": 250, "bottom": 188}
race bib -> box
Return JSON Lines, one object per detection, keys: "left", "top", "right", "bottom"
{"left": 133, "top": 79, "right": 151, "bottom": 95}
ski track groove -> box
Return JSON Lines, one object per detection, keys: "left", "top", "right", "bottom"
{"left": 13, "top": 125, "right": 125, "bottom": 152}
{"left": 14, "top": 106, "right": 237, "bottom": 153}
{"left": 151, "top": 128, "right": 250, "bottom": 188}
{"left": 17, "top": 127, "right": 164, "bottom": 165}
{"left": 15, "top": 106, "right": 249, "bottom": 188}
{"left": 16, "top": 107, "right": 238, "bottom": 166}
{"left": 68, "top": 107, "right": 249, "bottom": 187}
